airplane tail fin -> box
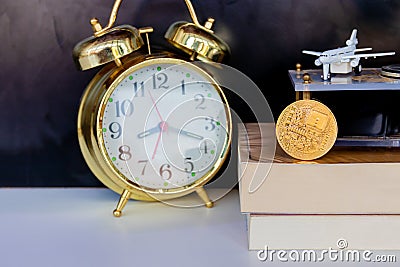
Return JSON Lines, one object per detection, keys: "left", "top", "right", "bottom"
{"left": 346, "top": 29, "right": 358, "bottom": 46}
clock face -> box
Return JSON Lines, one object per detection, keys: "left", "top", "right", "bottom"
{"left": 99, "top": 58, "right": 230, "bottom": 191}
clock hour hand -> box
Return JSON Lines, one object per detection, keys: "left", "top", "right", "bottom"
{"left": 137, "top": 125, "right": 160, "bottom": 139}
{"left": 137, "top": 121, "right": 168, "bottom": 139}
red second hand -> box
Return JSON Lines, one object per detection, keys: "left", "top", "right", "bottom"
{"left": 148, "top": 89, "right": 164, "bottom": 122}
{"left": 152, "top": 122, "right": 168, "bottom": 160}
{"left": 152, "top": 130, "right": 162, "bottom": 160}
{"left": 148, "top": 90, "right": 167, "bottom": 159}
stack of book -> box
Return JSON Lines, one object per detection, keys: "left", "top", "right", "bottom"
{"left": 238, "top": 123, "right": 400, "bottom": 250}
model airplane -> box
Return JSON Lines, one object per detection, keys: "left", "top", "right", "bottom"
{"left": 302, "top": 29, "right": 395, "bottom": 80}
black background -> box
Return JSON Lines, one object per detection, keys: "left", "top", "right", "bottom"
{"left": 2, "top": 0, "right": 400, "bottom": 186}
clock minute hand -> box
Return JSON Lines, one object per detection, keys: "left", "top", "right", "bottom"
{"left": 170, "top": 127, "right": 204, "bottom": 140}
{"left": 181, "top": 130, "right": 204, "bottom": 140}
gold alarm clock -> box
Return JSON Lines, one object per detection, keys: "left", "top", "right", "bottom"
{"left": 73, "top": 0, "right": 232, "bottom": 216}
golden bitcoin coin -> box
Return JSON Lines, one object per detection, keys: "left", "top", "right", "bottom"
{"left": 276, "top": 99, "right": 338, "bottom": 160}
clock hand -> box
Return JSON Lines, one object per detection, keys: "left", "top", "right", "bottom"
{"left": 152, "top": 130, "right": 162, "bottom": 160}
{"left": 147, "top": 89, "right": 164, "bottom": 123}
{"left": 137, "top": 125, "right": 160, "bottom": 139}
{"left": 177, "top": 128, "right": 204, "bottom": 140}
{"left": 151, "top": 121, "right": 168, "bottom": 160}
{"left": 147, "top": 91, "right": 168, "bottom": 159}
{"left": 166, "top": 125, "right": 203, "bottom": 140}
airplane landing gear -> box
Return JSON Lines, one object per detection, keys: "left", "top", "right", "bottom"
{"left": 354, "top": 64, "right": 362, "bottom": 75}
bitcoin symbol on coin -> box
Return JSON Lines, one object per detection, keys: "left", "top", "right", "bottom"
{"left": 276, "top": 99, "right": 338, "bottom": 160}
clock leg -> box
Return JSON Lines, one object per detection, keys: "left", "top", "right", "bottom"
{"left": 113, "top": 189, "right": 132, "bottom": 217}
{"left": 196, "top": 187, "right": 214, "bottom": 208}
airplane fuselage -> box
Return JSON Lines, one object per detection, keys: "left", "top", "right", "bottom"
{"left": 316, "top": 45, "right": 356, "bottom": 65}
{"left": 313, "top": 45, "right": 361, "bottom": 80}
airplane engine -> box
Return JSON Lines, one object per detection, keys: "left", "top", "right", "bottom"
{"left": 315, "top": 58, "right": 322, "bottom": 66}
{"left": 350, "top": 58, "right": 360, "bottom": 67}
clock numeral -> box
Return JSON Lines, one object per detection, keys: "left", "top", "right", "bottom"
{"left": 194, "top": 94, "right": 206, "bottom": 110}
{"left": 153, "top": 73, "right": 169, "bottom": 89}
{"left": 115, "top": 100, "right": 134, "bottom": 117}
{"left": 181, "top": 80, "right": 186, "bottom": 95}
{"left": 200, "top": 140, "right": 208, "bottom": 154}
{"left": 133, "top": 81, "right": 144, "bottom": 97}
{"left": 159, "top": 164, "right": 172, "bottom": 180}
{"left": 205, "top": 117, "right": 216, "bottom": 131}
{"left": 118, "top": 145, "right": 132, "bottom": 161}
{"left": 184, "top": 157, "right": 194, "bottom": 173}
{"left": 138, "top": 160, "right": 148, "bottom": 175}
{"left": 109, "top": 122, "right": 122, "bottom": 139}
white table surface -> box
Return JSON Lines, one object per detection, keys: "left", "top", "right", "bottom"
{"left": 1, "top": 188, "right": 399, "bottom": 267}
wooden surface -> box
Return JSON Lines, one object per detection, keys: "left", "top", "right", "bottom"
{"left": 242, "top": 122, "right": 400, "bottom": 164}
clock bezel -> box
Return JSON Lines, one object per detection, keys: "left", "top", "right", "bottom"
{"left": 78, "top": 54, "right": 232, "bottom": 201}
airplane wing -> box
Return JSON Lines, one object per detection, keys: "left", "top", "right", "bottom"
{"left": 302, "top": 50, "right": 322, "bottom": 56}
{"left": 355, "top": 48, "right": 372, "bottom": 52}
{"left": 342, "top": 52, "right": 395, "bottom": 59}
